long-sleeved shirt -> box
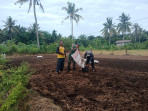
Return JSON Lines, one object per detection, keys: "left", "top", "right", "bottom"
{"left": 84, "top": 51, "right": 94, "bottom": 59}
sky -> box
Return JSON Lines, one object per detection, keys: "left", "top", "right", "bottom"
{"left": 0, "top": 0, "right": 148, "bottom": 38}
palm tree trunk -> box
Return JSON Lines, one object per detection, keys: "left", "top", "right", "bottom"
{"left": 122, "top": 28, "right": 125, "bottom": 40}
{"left": 10, "top": 32, "right": 12, "bottom": 40}
{"left": 10, "top": 29, "right": 12, "bottom": 40}
{"left": 123, "top": 32, "right": 125, "bottom": 40}
{"left": 109, "top": 36, "right": 110, "bottom": 46}
{"left": 71, "top": 19, "right": 73, "bottom": 40}
{"left": 33, "top": 0, "right": 40, "bottom": 48}
{"left": 135, "top": 35, "right": 137, "bottom": 42}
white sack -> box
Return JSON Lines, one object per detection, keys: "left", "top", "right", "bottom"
{"left": 71, "top": 49, "right": 86, "bottom": 68}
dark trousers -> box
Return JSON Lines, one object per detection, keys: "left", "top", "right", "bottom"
{"left": 86, "top": 56, "right": 94, "bottom": 70}
{"left": 56, "top": 58, "right": 65, "bottom": 72}
{"left": 67, "top": 57, "right": 75, "bottom": 71}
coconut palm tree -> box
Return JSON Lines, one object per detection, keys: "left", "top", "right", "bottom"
{"left": 138, "top": 27, "right": 143, "bottom": 43}
{"left": 101, "top": 17, "right": 116, "bottom": 46}
{"left": 15, "top": 0, "right": 44, "bottom": 48}
{"left": 132, "top": 23, "right": 139, "bottom": 42}
{"left": 117, "top": 13, "right": 132, "bottom": 40}
{"left": 2, "top": 16, "right": 19, "bottom": 40}
{"left": 62, "top": 2, "right": 83, "bottom": 39}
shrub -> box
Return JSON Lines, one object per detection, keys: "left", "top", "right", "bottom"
{"left": 144, "top": 40, "right": 148, "bottom": 49}
{"left": 79, "top": 45, "right": 86, "bottom": 51}
{"left": 40, "top": 44, "right": 48, "bottom": 53}
{"left": 0, "top": 62, "right": 32, "bottom": 111}
{"left": 8, "top": 45, "right": 18, "bottom": 55}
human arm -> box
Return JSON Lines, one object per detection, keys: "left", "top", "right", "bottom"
{"left": 84, "top": 51, "right": 87, "bottom": 59}
{"left": 56, "top": 46, "right": 64, "bottom": 55}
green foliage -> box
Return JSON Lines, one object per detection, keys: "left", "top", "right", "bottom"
{"left": 62, "top": 37, "right": 73, "bottom": 51}
{"left": 18, "top": 45, "right": 39, "bottom": 55}
{"left": 0, "top": 61, "right": 32, "bottom": 111}
{"left": 0, "top": 16, "right": 148, "bottom": 54}
{"left": 144, "top": 40, "right": 148, "bottom": 49}
{"left": 79, "top": 45, "right": 86, "bottom": 51}
{"left": 0, "top": 83, "right": 25, "bottom": 111}
{"left": 47, "top": 43, "right": 58, "bottom": 53}
{"left": 8, "top": 45, "right": 18, "bottom": 55}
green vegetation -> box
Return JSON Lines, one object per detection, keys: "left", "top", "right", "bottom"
{"left": 15, "top": 0, "right": 44, "bottom": 48}
{"left": 101, "top": 17, "right": 116, "bottom": 46}
{"left": 0, "top": 2, "right": 148, "bottom": 55}
{"left": 117, "top": 13, "right": 132, "bottom": 40}
{"left": 0, "top": 1, "right": 148, "bottom": 111}
{"left": 0, "top": 38, "right": 148, "bottom": 55}
{"left": 0, "top": 56, "right": 32, "bottom": 111}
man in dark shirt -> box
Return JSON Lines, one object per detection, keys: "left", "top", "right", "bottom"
{"left": 84, "top": 50, "right": 95, "bottom": 71}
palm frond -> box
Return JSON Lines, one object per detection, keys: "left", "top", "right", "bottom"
{"left": 15, "top": 0, "right": 29, "bottom": 5}
{"left": 75, "top": 14, "right": 83, "bottom": 20}
{"left": 14, "top": 27, "right": 20, "bottom": 33}
{"left": 39, "top": 2, "right": 44, "bottom": 12}
{"left": 62, "top": 16, "right": 69, "bottom": 23}
{"left": 62, "top": 7, "right": 68, "bottom": 11}
{"left": 1, "top": 28, "right": 8, "bottom": 33}
{"left": 75, "top": 8, "right": 82, "bottom": 13}
{"left": 28, "top": 0, "right": 32, "bottom": 13}
{"left": 73, "top": 16, "right": 79, "bottom": 24}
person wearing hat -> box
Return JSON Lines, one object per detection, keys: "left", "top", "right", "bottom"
{"left": 84, "top": 48, "right": 95, "bottom": 71}
{"left": 56, "top": 41, "right": 66, "bottom": 74}
{"left": 67, "top": 43, "right": 80, "bottom": 72}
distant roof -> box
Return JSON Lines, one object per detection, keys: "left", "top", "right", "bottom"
{"left": 115, "top": 40, "right": 131, "bottom": 44}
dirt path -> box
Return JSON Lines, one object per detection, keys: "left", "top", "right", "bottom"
{"left": 9, "top": 54, "right": 148, "bottom": 111}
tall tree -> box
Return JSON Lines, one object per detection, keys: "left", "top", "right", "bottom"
{"left": 138, "top": 27, "right": 143, "bottom": 43}
{"left": 132, "top": 23, "right": 144, "bottom": 43}
{"left": 117, "top": 13, "right": 132, "bottom": 40}
{"left": 2, "top": 16, "right": 19, "bottom": 40}
{"left": 132, "top": 23, "right": 139, "bottom": 42}
{"left": 101, "top": 17, "right": 116, "bottom": 46}
{"left": 62, "top": 2, "right": 83, "bottom": 39}
{"left": 15, "top": 0, "right": 44, "bottom": 48}
{"left": 51, "top": 30, "right": 58, "bottom": 43}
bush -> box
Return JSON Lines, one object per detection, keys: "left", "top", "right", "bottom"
{"left": 79, "top": 45, "right": 86, "bottom": 51}
{"left": 0, "top": 62, "right": 32, "bottom": 111}
{"left": 8, "top": 45, "right": 18, "bottom": 55}
{"left": 39, "top": 44, "right": 48, "bottom": 53}
{"left": 144, "top": 40, "right": 148, "bottom": 49}
{"left": 62, "top": 38, "right": 73, "bottom": 51}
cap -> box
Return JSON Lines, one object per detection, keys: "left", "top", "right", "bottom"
{"left": 76, "top": 43, "right": 81, "bottom": 46}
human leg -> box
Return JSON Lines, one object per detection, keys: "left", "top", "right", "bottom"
{"left": 56, "top": 58, "right": 61, "bottom": 73}
{"left": 60, "top": 58, "right": 65, "bottom": 71}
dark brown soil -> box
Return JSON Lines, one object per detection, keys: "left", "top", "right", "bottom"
{"left": 9, "top": 54, "right": 148, "bottom": 111}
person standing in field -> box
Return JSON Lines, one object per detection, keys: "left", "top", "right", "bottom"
{"left": 67, "top": 43, "right": 80, "bottom": 72}
{"left": 56, "top": 41, "right": 66, "bottom": 74}
{"left": 84, "top": 49, "right": 95, "bottom": 71}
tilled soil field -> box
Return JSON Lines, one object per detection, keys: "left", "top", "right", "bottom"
{"left": 9, "top": 54, "right": 148, "bottom": 111}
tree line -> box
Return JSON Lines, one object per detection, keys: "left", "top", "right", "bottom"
{"left": 0, "top": 1, "right": 148, "bottom": 49}
{"left": 0, "top": 15, "right": 148, "bottom": 47}
{"left": 101, "top": 13, "right": 148, "bottom": 46}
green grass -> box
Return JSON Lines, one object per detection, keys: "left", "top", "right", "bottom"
{"left": 91, "top": 49, "right": 148, "bottom": 56}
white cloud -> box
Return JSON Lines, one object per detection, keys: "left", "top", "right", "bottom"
{"left": 0, "top": 0, "right": 148, "bottom": 37}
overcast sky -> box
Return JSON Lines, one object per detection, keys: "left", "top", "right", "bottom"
{"left": 0, "top": 0, "right": 148, "bottom": 38}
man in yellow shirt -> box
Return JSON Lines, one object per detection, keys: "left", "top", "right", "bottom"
{"left": 56, "top": 41, "right": 66, "bottom": 74}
